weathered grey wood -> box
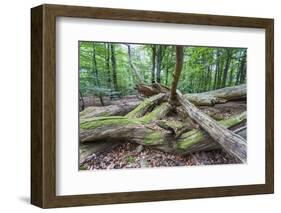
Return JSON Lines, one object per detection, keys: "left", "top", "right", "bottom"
{"left": 183, "top": 84, "right": 246, "bottom": 106}
{"left": 137, "top": 83, "right": 246, "bottom": 106}
{"left": 80, "top": 100, "right": 140, "bottom": 118}
{"left": 177, "top": 90, "right": 247, "bottom": 163}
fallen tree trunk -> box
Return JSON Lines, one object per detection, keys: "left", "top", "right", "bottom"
{"left": 184, "top": 84, "right": 246, "bottom": 106}
{"left": 126, "top": 93, "right": 167, "bottom": 118}
{"left": 80, "top": 109, "right": 246, "bottom": 155}
{"left": 80, "top": 85, "right": 246, "bottom": 119}
{"left": 80, "top": 100, "right": 140, "bottom": 119}
{"left": 177, "top": 91, "right": 247, "bottom": 163}
{"left": 137, "top": 83, "right": 246, "bottom": 106}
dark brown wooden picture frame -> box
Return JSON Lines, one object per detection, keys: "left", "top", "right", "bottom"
{"left": 31, "top": 4, "right": 274, "bottom": 208}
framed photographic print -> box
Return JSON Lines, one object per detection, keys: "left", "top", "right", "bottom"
{"left": 31, "top": 4, "right": 274, "bottom": 208}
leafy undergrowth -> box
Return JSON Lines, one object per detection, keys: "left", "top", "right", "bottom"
{"left": 80, "top": 142, "right": 241, "bottom": 170}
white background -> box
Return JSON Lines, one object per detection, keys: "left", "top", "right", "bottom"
{"left": 57, "top": 18, "right": 265, "bottom": 195}
{"left": 0, "top": 0, "right": 279, "bottom": 212}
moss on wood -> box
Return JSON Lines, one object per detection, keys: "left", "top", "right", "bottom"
{"left": 80, "top": 116, "right": 141, "bottom": 130}
{"left": 176, "top": 112, "right": 247, "bottom": 151}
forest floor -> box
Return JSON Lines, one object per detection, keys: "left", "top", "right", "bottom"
{"left": 80, "top": 143, "right": 241, "bottom": 170}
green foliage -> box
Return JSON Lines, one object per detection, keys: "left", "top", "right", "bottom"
{"left": 79, "top": 41, "right": 247, "bottom": 98}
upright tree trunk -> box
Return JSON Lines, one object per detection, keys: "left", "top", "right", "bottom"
{"left": 151, "top": 45, "right": 156, "bottom": 83}
{"left": 105, "top": 44, "right": 111, "bottom": 89}
{"left": 169, "top": 46, "right": 184, "bottom": 103}
{"left": 213, "top": 49, "right": 220, "bottom": 89}
{"left": 236, "top": 50, "right": 246, "bottom": 85}
{"left": 79, "top": 90, "right": 85, "bottom": 111}
{"left": 92, "top": 43, "right": 104, "bottom": 106}
{"left": 127, "top": 44, "right": 144, "bottom": 83}
{"left": 110, "top": 44, "right": 118, "bottom": 91}
{"left": 228, "top": 65, "right": 234, "bottom": 86}
{"left": 205, "top": 66, "right": 211, "bottom": 91}
{"left": 221, "top": 49, "right": 232, "bottom": 88}
{"left": 156, "top": 45, "right": 163, "bottom": 83}
{"left": 239, "top": 51, "right": 247, "bottom": 84}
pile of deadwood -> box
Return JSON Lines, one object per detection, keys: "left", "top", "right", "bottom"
{"left": 80, "top": 46, "right": 247, "bottom": 166}
{"left": 80, "top": 83, "right": 247, "bottom": 165}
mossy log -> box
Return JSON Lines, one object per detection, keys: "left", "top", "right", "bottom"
{"left": 80, "top": 108, "right": 246, "bottom": 156}
{"left": 80, "top": 102, "right": 172, "bottom": 143}
{"left": 177, "top": 90, "right": 247, "bottom": 163}
{"left": 126, "top": 93, "right": 166, "bottom": 118}
{"left": 80, "top": 100, "right": 140, "bottom": 119}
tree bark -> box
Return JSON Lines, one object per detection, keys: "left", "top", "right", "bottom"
{"left": 92, "top": 43, "right": 104, "bottom": 106}
{"left": 183, "top": 83, "right": 246, "bottom": 106}
{"left": 156, "top": 45, "right": 163, "bottom": 83}
{"left": 137, "top": 83, "right": 246, "bottom": 106}
{"left": 236, "top": 50, "right": 246, "bottom": 85}
{"left": 105, "top": 44, "right": 112, "bottom": 88}
{"left": 221, "top": 49, "right": 232, "bottom": 88}
{"left": 169, "top": 46, "right": 184, "bottom": 103}
{"left": 151, "top": 45, "right": 156, "bottom": 83}
{"left": 79, "top": 90, "right": 85, "bottom": 111}
{"left": 176, "top": 90, "right": 247, "bottom": 163}
{"left": 80, "top": 100, "right": 141, "bottom": 119}
{"left": 110, "top": 44, "right": 118, "bottom": 91}
{"left": 80, "top": 110, "right": 246, "bottom": 155}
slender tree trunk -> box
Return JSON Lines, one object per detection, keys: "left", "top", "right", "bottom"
{"left": 228, "top": 64, "right": 234, "bottom": 86}
{"left": 169, "top": 46, "right": 184, "bottom": 103}
{"left": 236, "top": 51, "right": 246, "bottom": 85}
{"left": 110, "top": 44, "right": 118, "bottom": 91}
{"left": 213, "top": 50, "right": 220, "bottom": 89}
{"left": 127, "top": 44, "right": 144, "bottom": 83}
{"left": 165, "top": 68, "right": 170, "bottom": 85}
{"left": 222, "top": 49, "right": 232, "bottom": 88}
{"left": 156, "top": 45, "right": 163, "bottom": 83}
{"left": 92, "top": 43, "right": 104, "bottom": 106}
{"left": 239, "top": 52, "right": 247, "bottom": 84}
{"left": 79, "top": 90, "right": 85, "bottom": 111}
{"left": 217, "top": 63, "right": 223, "bottom": 89}
{"left": 105, "top": 44, "right": 111, "bottom": 89}
{"left": 240, "top": 64, "right": 246, "bottom": 84}
{"left": 205, "top": 66, "right": 211, "bottom": 91}
{"left": 151, "top": 45, "right": 156, "bottom": 83}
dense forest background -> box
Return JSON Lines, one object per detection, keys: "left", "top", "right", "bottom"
{"left": 79, "top": 41, "right": 247, "bottom": 101}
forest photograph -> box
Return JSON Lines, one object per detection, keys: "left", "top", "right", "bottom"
{"left": 79, "top": 41, "right": 247, "bottom": 170}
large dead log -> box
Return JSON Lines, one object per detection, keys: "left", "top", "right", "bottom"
{"left": 183, "top": 84, "right": 246, "bottom": 106}
{"left": 80, "top": 109, "right": 246, "bottom": 154}
{"left": 80, "top": 85, "right": 246, "bottom": 120}
{"left": 177, "top": 91, "right": 247, "bottom": 163}
{"left": 80, "top": 100, "right": 140, "bottom": 119}
{"left": 137, "top": 83, "right": 246, "bottom": 106}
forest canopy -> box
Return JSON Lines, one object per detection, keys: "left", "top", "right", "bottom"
{"left": 79, "top": 41, "right": 247, "bottom": 98}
